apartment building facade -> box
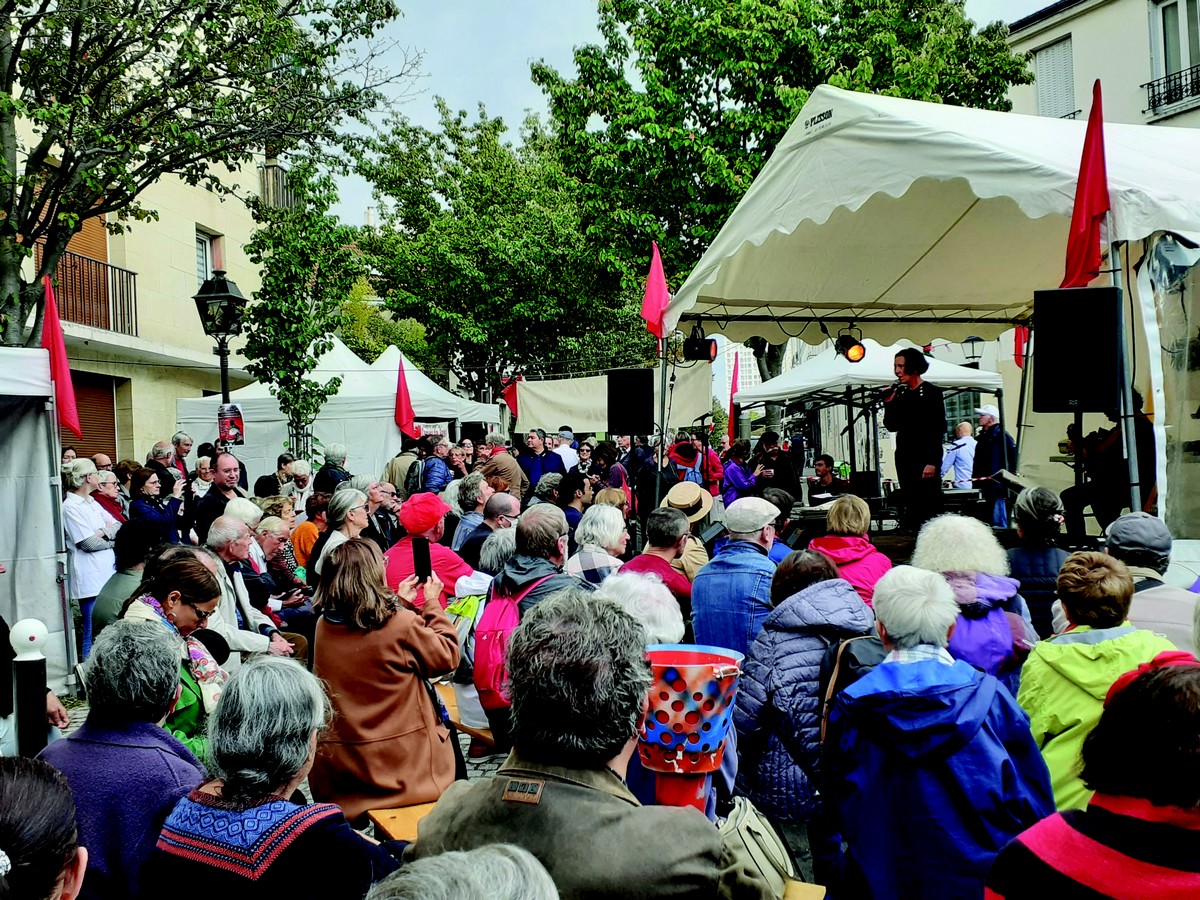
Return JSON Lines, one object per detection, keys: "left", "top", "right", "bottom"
{"left": 41, "top": 164, "right": 285, "bottom": 462}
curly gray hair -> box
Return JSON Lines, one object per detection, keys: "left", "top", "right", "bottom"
{"left": 85, "top": 620, "right": 182, "bottom": 724}
{"left": 508, "top": 590, "right": 652, "bottom": 768}
{"left": 367, "top": 844, "right": 557, "bottom": 900}
{"left": 911, "top": 513, "right": 1009, "bottom": 576}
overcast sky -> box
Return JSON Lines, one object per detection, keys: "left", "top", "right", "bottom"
{"left": 332, "top": 0, "right": 1053, "bottom": 222}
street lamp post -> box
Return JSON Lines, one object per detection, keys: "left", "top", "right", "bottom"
{"left": 962, "top": 335, "right": 985, "bottom": 367}
{"left": 193, "top": 270, "right": 248, "bottom": 403}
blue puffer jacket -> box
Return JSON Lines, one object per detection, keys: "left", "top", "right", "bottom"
{"left": 733, "top": 578, "right": 875, "bottom": 823}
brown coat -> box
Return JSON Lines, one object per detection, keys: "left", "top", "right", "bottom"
{"left": 481, "top": 450, "right": 529, "bottom": 501}
{"left": 310, "top": 600, "right": 460, "bottom": 823}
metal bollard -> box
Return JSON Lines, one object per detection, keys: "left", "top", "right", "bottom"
{"left": 11, "top": 619, "right": 49, "bottom": 757}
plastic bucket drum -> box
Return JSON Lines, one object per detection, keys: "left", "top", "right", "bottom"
{"left": 638, "top": 644, "right": 743, "bottom": 775}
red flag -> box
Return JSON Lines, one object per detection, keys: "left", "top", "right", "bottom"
{"left": 1061, "top": 81, "right": 1111, "bottom": 288}
{"left": 394, "top": 354, "right": 418, "bottom": 438}
{"left": 41, "top": 276, "right": 81, "bottom": 438}
{"left": 500, "top": 375, "right": 522, "bottom": 418}
{"left": 728, "top": 350, "right": 740, "bottom": 444}
{"left": 1014, "top": 325, "right": 1029, "bottom": 369}
{"left": 640, "top": 241, "right": 670, "bottom": 340}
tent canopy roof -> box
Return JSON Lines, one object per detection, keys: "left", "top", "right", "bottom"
{"left": 665, "top": 85, "right": 1200, "bottom": 345}
{"left": 735, "top": 339, "right": 1002, "bottom": 409}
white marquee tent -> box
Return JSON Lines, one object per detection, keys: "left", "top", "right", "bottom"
{"left": 663, "top": 84, "right": 1200, "bottom": 544}
{"left": 177, "top": 337, "right": 498, "bottom": 482}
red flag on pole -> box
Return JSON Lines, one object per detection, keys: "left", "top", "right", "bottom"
{"left": 500, "top": 375, "right": 522, "bottom": 418}
{"left": 1014, "top": 325, "right": 1029, "bottom": 369}
{"left": 41, "top": 276, "right": 81, "bottom": 438}
{"left": 640, "top": 241, "right": 669, "bottom": 340}
{"left": 728, "top": 350, "right": 740, "bottom": 444}
{"left": 394, "top": 354, "right": 418, "bottom": 438}
{"left": 1061, "top": 81, "right": 1111, "bottom": 288}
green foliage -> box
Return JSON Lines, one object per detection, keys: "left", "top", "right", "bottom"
{"left": 531, "top": 0, "right": 1032, "bottom": 423}
{"left": 358, "top": 102, "right": 657, "bottom": 399}
{"left": 340, "top": 279, "right": 433, "bottom": 368}
{"left": 0, "top": 0, "right": 412, "bottom": 345}
{"left": 242, "top": 163, "right": 363, "bottom": 446}
{"left": 711, "top": 398, "right": 728, "bottom": 441}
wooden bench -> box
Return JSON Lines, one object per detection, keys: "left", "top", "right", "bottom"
{"left": 435, "top": 681, "right": 496, "bottom": 747}
{"left": 368, "top": 802, "right": 438, "bottom": 842}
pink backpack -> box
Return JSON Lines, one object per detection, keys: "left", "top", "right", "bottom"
{"left": 473, "top": 575, "right": 554, "bottom": 710}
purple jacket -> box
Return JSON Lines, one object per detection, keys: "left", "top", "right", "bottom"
{"left": 39, "top": 720, "right": 205, "bottom": 900}
{"left": 722, "top": 460, "right": 757, "bottom": 507}
{"left": 944, "top": 571, "right": 1038, "bottom": 694}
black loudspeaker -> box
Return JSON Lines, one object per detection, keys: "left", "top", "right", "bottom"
{"left": 1032, "top": 287, "right": 1122, "bottom": 413}
{"left": 607, "top": 368, "right": 655, "bottom": 435}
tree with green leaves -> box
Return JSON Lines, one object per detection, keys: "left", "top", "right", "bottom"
{"left": 0, "top": 0, "right": 413, "bottom": 345}
{"left": 532, "top": 0, "right": 1031, "bottom": 421}
{"left": 340, "top": 278, "right": 433, "bottom": 368}
{"left": 358, "top": 102, "right": 656, "bottom": 400}
{"left": 241, "top": 163, "right": 364, "bottom": 451}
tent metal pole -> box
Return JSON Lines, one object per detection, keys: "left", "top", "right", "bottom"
{"left": 1014, "top": 326, "right": 1033, "bottom": 469}
{"left": 996, "top": 387, "right": 1009, "bottom": 473}
{"left": 845, "top": 386, "right": 857, "bottom": 473}
{"left": 1110, "top": 235, "right": 1142, "bottom": 511}
{"left": 655, "top": 341, "right": 669, "bottom": 507}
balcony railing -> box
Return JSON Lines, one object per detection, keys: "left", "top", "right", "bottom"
{"left": 34, "top": 245, "right": 138, "bottom": 337}
{"left": 259, "top": 162, "right": 298, "bottom": 209}
{"left": 1144, "top": 64, "right": 1200, "bottom": 113}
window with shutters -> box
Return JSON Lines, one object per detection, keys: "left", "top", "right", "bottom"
{"left": 1034, "top": 37, "right": 1077, "bottom": 118}
{"left": 61, "top": 372, "right": 117, "bottom": 460}
{"left": 1146, "top": 0, "right": 1200, "bottom": 112}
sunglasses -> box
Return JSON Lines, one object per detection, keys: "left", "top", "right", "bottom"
{"left": 188, "top": 604, "right": 214, "bottom": 624}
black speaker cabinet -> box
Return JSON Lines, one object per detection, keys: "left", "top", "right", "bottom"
{"left": 1032, "top": 287, "right": 1122, "bottom": 414}
{"left": 607, "top": 368, "right": 655, "bottom": 435}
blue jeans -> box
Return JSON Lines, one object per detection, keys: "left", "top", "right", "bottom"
{"left": 80, "top": 597, "right": 96, "bottom": 658}
{"left": 991, "top": 497, "right": 1008, "bottom": 529}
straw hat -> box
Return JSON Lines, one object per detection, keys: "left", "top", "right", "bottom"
{"left": 660, "top": 481, "right": 713, "bottom": 523}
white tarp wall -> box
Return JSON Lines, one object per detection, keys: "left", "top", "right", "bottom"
{"left": 516, "top": 362, "right": 712, "bottom": 436}
{"left": 177, "top": 338, "right": 499, "bottom": 483}
{"left": 0, "top": 349, "right": 71, "bottom": 689}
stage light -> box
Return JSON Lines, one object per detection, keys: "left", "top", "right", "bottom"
{"left": 682, "top": 325, "right": 718, "bottom": 362}
{"left": 835, "top": 327, "right": 866, "bottom": 363}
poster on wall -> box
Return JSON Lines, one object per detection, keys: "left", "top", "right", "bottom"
{"left": 218, "top": 403, "right": 245, "bottom": 445}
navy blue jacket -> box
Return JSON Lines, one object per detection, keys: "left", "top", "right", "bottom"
{"left": 518, "top": 450, "right": 566, "bottom": 495}
{"left": 129, "top": 496, "right": 183, "bottom": 544}
{"left": 733, "top": 578, "right": 874, "bottom": 823}
{"left": 1008, "top": 544, "right": 1071, "bottom": 638}
{"left": 826, "top": 659, "right": 1054, "bottom": 899}
{"left": 973, "top": 423, "right": 1016, "bottom": 501}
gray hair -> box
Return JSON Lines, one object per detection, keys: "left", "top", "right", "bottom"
{"left": 196, "top": 455, "right": 212, "bottom": 469}
{"left": 478, "top": 527, "right": 519, "bottom": 576}
{"left": 256, "top": 516, "right": 288, "bottom": 537}
{"left": 85, "top": 620, "right": 182, "bottom": 724}
{"left": 485, "top": 433, "right": 507, "bottom": 448}
{"left": 208, "top": 656, "right": 330, "bottom": 804}
{"left": 594, "top": 572, "right": 684, "bottom": 644}
{"left": 508, "top": 590, "right": 652, "bottom": 768}
{"left": 65, "top": 458, "right": 97, "bottom": 489}
{"left": 441, "top": 479, "right": 463, "bottom": 515}
{"left": 872, "top": 566, "right": 959, "bottom": 649}
{"left": 575, "top": 505, "right": 626, "bottom": 555}
{"left": 290, "top": 459, "right": 311, "bottom": 478}
{"left": 322, "top": 442, "right": 347, "bottom": 466}
{"left": 206, "top": 515, "right": 248, "bottom": 551}
{"left": 911, "top": 514, "right": 1009, "bottom": 576}
{"left": 348, "top": 473, "right": 377, "bottom": 494}
{"left": 459, "top": 471, "right": 488, "bottom": 511}
{"left": 516, "top": 504, "right": 567, "bottom": 559}
{"left": 151, "top": 441, "right": 173, "bottom": 460}
{"left": 367, "top": 844, "right": 558, "bottom": 900}
{"left": 532, "top": 473, "right": 562, "bottom": 503}
{"left": 96, "top": 470, "right": 118, "bottom": 486}
{"left": 223, "top": 497, "right": 264, "bottom": 529}
{"left": 172, "top": 431, "right": 192, "bottom": 446}
{"left": 326, "top": 488, "right": 367, "bottom": 530}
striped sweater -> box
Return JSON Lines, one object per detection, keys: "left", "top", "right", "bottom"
{"left": 986, "top": 793, "right": 1200, "bottom": 899}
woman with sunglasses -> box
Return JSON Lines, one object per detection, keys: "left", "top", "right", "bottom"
{"left": 129, "top": 465, "right": 185, "bottom": 544}
{"left": 119, "top": 553, "right": 224, "bottom": 762}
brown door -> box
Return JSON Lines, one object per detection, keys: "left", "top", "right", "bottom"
{"left": 60, "top": 372, "right": 116, "bottom": 460}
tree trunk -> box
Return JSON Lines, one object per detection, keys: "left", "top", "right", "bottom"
{"left": 752, "top": 341, "right": 786, "bottom": 428}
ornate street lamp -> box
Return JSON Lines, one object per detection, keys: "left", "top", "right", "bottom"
{"left": 962, "top": 335, "right": 985, "bottom": 367}
{"left": 193, "top": 270, "right": 247, "bottom": 403}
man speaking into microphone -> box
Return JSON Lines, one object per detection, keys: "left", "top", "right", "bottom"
{"left": 883, "top": 347, "right": 947, "bottom": 532}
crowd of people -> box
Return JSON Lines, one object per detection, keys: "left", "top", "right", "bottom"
{"left": 6, "top": 429, "right": 1197, "bottom": 899}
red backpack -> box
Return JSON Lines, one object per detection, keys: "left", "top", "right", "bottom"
{"left": 473, "top": 575, "right": 554, "bottom": 710}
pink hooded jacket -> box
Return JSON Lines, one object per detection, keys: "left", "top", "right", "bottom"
{"left": 809, "top": 535, "right": 893, "bottom": 607}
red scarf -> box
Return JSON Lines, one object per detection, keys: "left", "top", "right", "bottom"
{"left": 94, "top": 492, "right": 126, "bottom": 523}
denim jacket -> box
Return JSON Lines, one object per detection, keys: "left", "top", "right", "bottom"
{"left": 691, "top": 541, "right": 776, "bottom": 657}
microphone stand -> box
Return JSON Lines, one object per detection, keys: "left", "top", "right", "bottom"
{"left": 693, "top": 412, "right": 713, "bottom": 489}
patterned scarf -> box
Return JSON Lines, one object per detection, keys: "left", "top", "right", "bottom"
{"left": 126, "top": 594, "right": 225, "bottom": 713}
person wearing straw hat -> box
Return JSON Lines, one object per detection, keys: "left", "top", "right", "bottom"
{"left": 659, "top": 481, "right": 712, "bottom": 582}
